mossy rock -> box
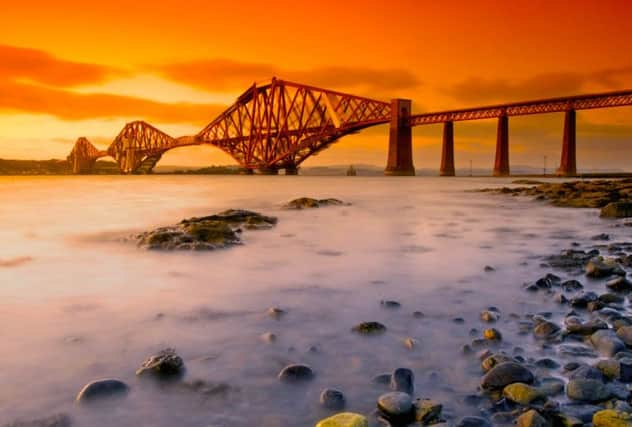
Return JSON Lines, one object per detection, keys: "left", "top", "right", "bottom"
{"left": 183, "top": 221, "right": 237, "bottom": 244}
{"left": 502, "top": 383, "right": 544, "bottom": 405}
{"left": 601, "top": 201, "right": 632, "bottom": 218}
{"left": 315, "top": 413, "right": 368, "bottom": 427}
{"left": 593, "top": 409, "right": 632, "bottom": 427}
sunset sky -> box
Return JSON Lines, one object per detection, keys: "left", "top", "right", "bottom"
{"left": 1, "top": 0, "right": 631, "bottom": 170}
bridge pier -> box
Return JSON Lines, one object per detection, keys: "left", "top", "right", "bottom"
{"left": 440, "top": 121, "right": 455, "bottom": 176}
{"left": 493, "top": 114, "right": 510, "bottom": 177}
{"left": 557, "top": 109, "right": 577, "bottom": 176}
{"left": 385, "top": 99, "right": 415, "bottom": 176}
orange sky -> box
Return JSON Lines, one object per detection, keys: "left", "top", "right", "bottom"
{"left": 1, "top": 0, "right": 631, "bottom": 170}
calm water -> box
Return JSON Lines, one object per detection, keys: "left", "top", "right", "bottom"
{"left": 0, "top": 176, "right": 628, "bottom": 426}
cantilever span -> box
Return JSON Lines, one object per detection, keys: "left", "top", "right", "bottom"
{"left": 67, "top": 79, "right": 632, "bottom": 176}
{"left": 68, "top": 78, "right": 391, "bottom": 174}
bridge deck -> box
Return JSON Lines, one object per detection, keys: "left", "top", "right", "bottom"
{"left": 409, "top": 89, "right": 632, "bottom": 126}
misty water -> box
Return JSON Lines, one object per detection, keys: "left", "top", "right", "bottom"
{"left": 0, "top": 176, "right": 629, "bottom": 426}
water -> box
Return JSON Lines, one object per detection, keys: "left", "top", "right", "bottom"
{"left": 0, "top": 176, "right": 628, "bottom": 426}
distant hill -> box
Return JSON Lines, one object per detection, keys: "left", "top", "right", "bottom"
{"left": 0, "top": 159, "right": 119, "bottom": 175}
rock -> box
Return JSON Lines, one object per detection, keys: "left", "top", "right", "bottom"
{"left": 607, "top": 382, "right": 630, "bottom": 400}
{"left": 136, "top": 348, "right": 184, "bottom": 378}
{"left": 412, "top": 311, "right": 425, "bottom": 318}
{"left": 380, "top": 300, "right": 401, "bottom": 309}
{"left": 2, "top": 414, "right": 72, "bottom": 427}
{"left": 567, "top": 378, "right": 611, "bottom": 402}
{"left": 484, "top": 265, "right": 495, "bottom": 272}
{"left": 586, "top": 258, "right": 624, "bottom": 278}
{"left": 569, "top": 364, "right": 606, "bottom": 382}
{"left": 278, "top": 364, "right": 314, "bottom": 382}
{"left": 502, "top": 382, "right": 544, "bottom": 405}
{"left": 376, "top": 392, "right": 415, "bottom": 423}
{"left": 480, "top": 310, "right": 498, "bottom": 322}
{"left": 390, "top": 368, "right": 414, "bottom": 395}
{"left": 600, "top": 202, "right": 632, "bottom": 219}
{"left": 570, "top": 291, "right": 599, "bottom": 308}
{"left": 606, "top": 277, "right": 632, "bottom": 292}
{"left": 267, "top": 307, "right": 287, "bottom": 319}
{"left": 534, "top": 321, "right": 561, "bottom": 339}
{"left": 135, "top": 209, "right": 276, "bottom": 250}
{"left": 260, "top": 332, "right": 277, "bottom": 343}
{"left": 591, "top": 330, "right": 626, "bottom": 357}
{"left": 75, "top": 378, "right": 129, "bottom": 402}
{"left": 535, "top": 358, "right": 560, "bottom": 369}
{"left": 483, "top": 328, "right": 502, "bottom": 341}
{"left": 566, "top": 317, "right": 608, "bottom": 335}
{"left": 517, "top": 410, "right": 550, "bottom": 427}
{"left": 481, "top": 354, "right": 515, "bottom": 372}
{"left": 481, "top": 362, "right": 534, "bottom": 390}
{"left": 320, "top": 388, "right": 346, "bottom": 410}
{"left": 619, "top": 358, "right": 632, "bottom": 382}
{"left": 284, "top": 197, "right": 345, "bottom": 209}
{"left": 558, "top": 344, "right": 598, "bottom": 358}
{"left": 592, "top": 233, "right": 611, "bottom": 241}
{"left": 455, "top": 416, "right": 492, "bottom": 427}
{"left": 593, "top": 409, "right": 632, "bottom": 427}
{"left": 561, "top": 280, "right": 584, "bottom": 292}
{"left": 352, "top": 322, "right": 386, "bottom": 335}
{"left": 595, "top": 359, "right": 621, "bottom": 380}
{"left": 539, "top": 377, "right": 565, "bottom": 396}
{"left": 600, "top": 293, "right": 625, "bottom": 303}
{"left": 402, "top": 337, "right": 418, "bottom": 350}
{"left": 414, "top": 399, "right": 442, "bottom": 424}
{"left": 559, "top": 403, "right": 604, "bottom": 423}
{"left": 315, "top": 413, "right": 368, "bottom": 427}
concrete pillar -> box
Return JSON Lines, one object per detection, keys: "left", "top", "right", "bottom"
{"left": 440, "top": 121, "right": 455, "bottom": 176}
{"left": 493, "top": 114, "right": 510, "bottom": 177}
{"left": 557, "top": 109, "right": 577, "bottom": 176}
{"left": 385, "top": 99, "right": 415, "bottom": 176}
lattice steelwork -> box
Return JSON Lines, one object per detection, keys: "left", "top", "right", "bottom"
{"left": 67, "top": 137, "right": 108, "bottom": 173}
{"left": 409, "top": 89, "right": 632, "bottom": 125}
{"left": 196, "top": 78, "right": 391, "bottom": 170}
{"left": 66, "top": 80, "right": 632, "bottom": 174}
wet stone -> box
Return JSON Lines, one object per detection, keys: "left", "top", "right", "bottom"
{"left": 606, "top": 277, "right": 632, "bottom": 293}
{"left": 390, "top": 368, "right": 414, "bottom": 395}
{"left": 372, "top": 373, "right": 392, "bottom": 385}
{"left": 380, "top": 300, "right": 401, "bottom": 309}
{"left": 593, "top": 409, "right": 632, "bottom": 427}
{"left": 481, "top": 354, "right": 515, "bottom": 372}
{"left": 136, "top": 348, "right": 185, "bottom": 378}
{"left": 414, "top": 399, "right": 443, "bottom": 424}
{"left": 533, "top": 320, "right": 561, "bottom": 339}
{"left": 283, "top": 197, "right": 345, "bottom": 209}
{"left": 517, "top": 409, "right": 549, "bottom": 427}
{"left": 586, "top": 257, "right": 625, "bottom": 278}
{"left": 352, "top": 322, "right": 386, "bottom": 335}
{"left": 376, "top": 392, "right": 415, "bottom": 423}
{"left": 267, "top": 307, "right": 287, "bottom": 319}
{"left": 619, "top": 358, "right": 632, "bottom": 382}
{"left": 315, "top": 413, "right": 368, "bottom": 427}
{"left": 561, "top": 280, "right": 584, "bottom": 292}
{"left": 455, "top": 416, "right": 492, "bottom": 427}
{"left": 535, "top": 358, "right": 560, "bottom": 369}
{"left": 591, "top": 330, "right": 626, "bottom": 357}
{"left": 320, "top": 388, "right": 346, "bottom": 410}
{"left": 480, "top": 310, "right": 498, "bottom": 322}
{"left": 565, "top": 317, "right": 608, "bottom": 335}
{"left": 481, "top": 362, "right": 534, "bottom": 390}
{"left": 566, "top": 378, "right": 611, "bottom": 402}
{"left": 75, "top": 378, "right": 129, "bottom": 402}
{"left": 595, "top": 359, "right": 620, "bottom": 380}
{"left": 502, "top": 382, "right": 544, "bottom": 405}
{"left": 278, "top": 364, "right": 314, "bottom": 382}
{"left": 483, "top": 328, "right": 502, "bottom": 341}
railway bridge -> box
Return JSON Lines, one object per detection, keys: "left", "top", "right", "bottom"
{"left": 67, "top": 78, "right": 632, "bottom": 176}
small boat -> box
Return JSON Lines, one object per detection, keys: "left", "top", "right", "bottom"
{"left": 346, "top": 165, "right": 357, "bottom": 176}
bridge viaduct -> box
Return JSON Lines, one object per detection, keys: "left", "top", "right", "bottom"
{"left": 67, "top": 79, "right": 632, "bottom": 176}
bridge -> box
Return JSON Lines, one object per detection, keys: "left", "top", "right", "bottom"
{"left": 67, "top": 78, "right": 632, "bottom": 176}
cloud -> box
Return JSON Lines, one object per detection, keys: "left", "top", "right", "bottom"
{"left": 155, "top": 59, "right": 421, "bottom": 95}
{"left": 0, "top": 81, "right": 225, "bottom": 124}
{"left": 445, "top": 67, "right": 632, "bottom": 104}
{"left": 0, "top": 44, "right": 123, "bottom": 87}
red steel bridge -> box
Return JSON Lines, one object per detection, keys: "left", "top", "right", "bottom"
{"left": 67, "top": 78, "right": 632, "bottom": 176}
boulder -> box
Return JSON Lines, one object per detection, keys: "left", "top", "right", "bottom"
{"left": 600, "top": 202, "right": 632, "bottom": 219}
{"left": 278, "top": 364, "right": 314, "bottom": 382}
{"left": 517, "top": 410, "right": 550, "bottom": 427}
{"left": 502, "top": 382, "right": 544, "bottom": 405}
{"left": 591, "top": 330, "right": 626, "bottom": 357}
{"left": 593, "top": 409, "right": 632, "bottom": 427}
{"left": 284, "top": 197, "right": 345, "bottom": 209}
{"left": 136, "top": 348, "right": 185, "bottom": 378}
{"left": 567, "top": 378, "right": 611, "bottom": 402}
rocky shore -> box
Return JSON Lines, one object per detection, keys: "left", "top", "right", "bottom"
{"left": 479, "top": 179, "right": 632, "bottom": 218}
{"left": 8, "top": 189, "right": 632, "bottom": 427}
